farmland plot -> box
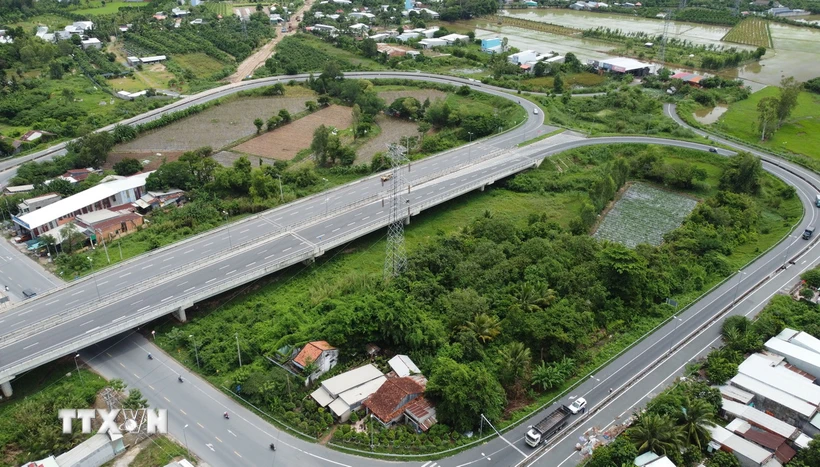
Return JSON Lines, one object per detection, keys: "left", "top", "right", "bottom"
{"left": 356, "top": 115, "right": 422, "bottom": 163}
{"left": 112, "top": 96, "right": 310, "bottom": 153}
{"left": 722, "top": 18, "right": 772, "bottom": 48}
{"left": 593, "top": 182, "right": 698, "bottom": 248}
{"left": 233, "top": 105, "right": 353, "bottom": 160}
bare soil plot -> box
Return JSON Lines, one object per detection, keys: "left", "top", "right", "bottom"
{"left": 356, "top": 115, "right": 422, "bottom": 163}
{"left": 212, "top": 150, "right": 280, "bottom": 168}
{"left": 105, "top": 151, "right": 186, "bottom": 172}
{"left": 233, "top": 105, "right": 353, "bottom": 160}
{"left": 378, "top": 89, "right": 446, "bottom": 105}
{"left": 112, "top": 96, "right": 310, "bottom": 153}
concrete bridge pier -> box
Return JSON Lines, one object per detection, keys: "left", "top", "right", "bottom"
{"left": 1, "top": 379, "right": 14, "bottom": 398}
{"left": 172, "top": 303, "right": 192, "bottom": 323}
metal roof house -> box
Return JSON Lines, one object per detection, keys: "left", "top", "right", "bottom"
{"left": 708, "top": 425, "right": 781, "bottom": 467}
{"left": 388, "top": 355, "right": 420, "bottom": 377}
{"left": 776, "top": 328, "right": 820, "bottom": 357}
{"left": 725, "top": 419, "right": 796, "bottom": 464}
{"left": 730, "top": 373, "right": 816, "bottom": 425}
{"left": 310, "top": 364, "right": 386, "bottom": 422}
{"left": 721, "top": 399, "right": 800, "bottom": 440}
{"left": 738, "top": 353, "right": 820, "bottom": 406}
{"left": 765, "top": 336, "right": 820, "bottom": 378}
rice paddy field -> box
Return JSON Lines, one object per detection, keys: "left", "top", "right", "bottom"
{"left": 593, "top": 182, "right": 698, "bottom": 248}
{"left": 722, "top": 17, "right": 772, "bottom": 48}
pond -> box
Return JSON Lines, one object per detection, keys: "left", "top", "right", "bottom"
{"left": 692, "top": 104, "right": 729, "bottom": 125}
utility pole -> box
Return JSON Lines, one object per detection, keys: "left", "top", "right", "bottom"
{"left": 236, "top": 332, "right": 242, "bottom": 367}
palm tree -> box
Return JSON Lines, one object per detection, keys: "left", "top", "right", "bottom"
{"left": 677, "top": 397, "right": 717, "bottom": 451}
{"left": 497, "top": 341, "right": 532, "bottom": 386}
{"left": 462, "top": 313, "right": 502, "bottom": 344}
{"left": 626, "top": 412, "right": 684, "bottom": 456}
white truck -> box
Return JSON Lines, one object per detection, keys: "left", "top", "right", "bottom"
{"left": 525, "top": 405, "right": 572, "bottom": 447}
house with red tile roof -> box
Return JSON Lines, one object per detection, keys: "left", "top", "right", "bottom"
{"left": 292, "top": 341, "right": 339, "bottom": 383}
{"left": 362, "top": 376, "right": 427, "bottom": 428}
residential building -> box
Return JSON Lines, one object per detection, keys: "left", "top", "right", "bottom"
{"left": 349, "top": 11, "right": 376, "bottom": 20}
{"left": 12, "top": 172, "right": 152, "bottom": 240}
{"left": 726, "top": 419, "right": 797, "bottom": 464}
{"left": 765, "top": 336, "right": 820, "bottom": 378}
{"left": 404, "top": 397, "right": 437, "bottom": 432}
{"left": 481, "top": 37, "right": 502, "bottom": 53}
{"left": 73, "top": 21, "right": 94, "bottom": 31}
{"left": 292, "top": 341, "right": 339, "bottom": 383}
{"left": 729, "top": 373, "right": 816, "bottom": 427}
{"left": 133, "top": 189, "right": 186, "bottom": 213}
{"left": 171, "top": 7, "right": 190, "bottom": 16}
{"left": 3, "top": 184, "right": 35, "bottom": 195}
{"left": 776, "top": 328, "right": 820, "bottom": 357}
{"left": 439, "top": 33, "right": 469, "bottom": 44}
{"left": 388, "top": 355, "right": 420, "bottom": 377}
{"left": 635, "top": 453, "right": 677, "bottom": 467}
{"left": 720, "top": 385, "right": 756, "bottom": 405}
{"left": 721, "top": 399, "right": 800, "bottom": 441}
{"left": 420, "top": 27, "right": 439, "bottom": 38}
{"left": 737, "top": 353, "right": 820, "bottom": 406}
{"left": 81, "top": 38, "right": 102, "bottom": 49}
{"left": 376, "top": 43, "right": 415, "bottom": 57}
{"left": 137, "top": 55, "right": 167, "bottom": 64}
{"left": 270, "top": 14, "right": 284, "bottom": 23}
{"left": 508, "top": 50, "right": 539, "bottom": 65}
{"left": 349, "top": 23, "right": 370, "bottom": 34}
{"left": 362, "top": 377, "right": 425, "bottom": 427}
{"left": 75, "top": 208, "right": 144, "bottom": 243}
{"left": 707, "top": 425, "right": 779, "bottom": 467}
{"left": 310, "top": 24, "right": 338, "bottom": 34}
{"left": 418, "top": 38, "right": 446, "bottom": 48}
{"left": 13, "top": 130, "right": 56, "bottom": 153}
{"left": 17, "top": 194, "right": 61, "bottom": 215}
{"left": 310, "top": 364, "right": 386, "bottom": 422}
{"left": 671, "top": 71, "right": 704, "bottom": 87}
{"left": 588, "top": 57, "right": 652, "bottom": 76}
{"left": 397, "top": 32, "right": 421, "bottom": 41}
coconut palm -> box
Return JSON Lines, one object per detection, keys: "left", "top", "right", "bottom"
{"left": 626, "top": 412, "right": 684, "bottom": 456}
{"left": 497, "top": 341, "right": 532, "bottom": 386}
{"left": 677, "top": 396, "right": 717, "bottom": 451}
{"left": 462, "top": 313, "right": 502, "bottom": 344}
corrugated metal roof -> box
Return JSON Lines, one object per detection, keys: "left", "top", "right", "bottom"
{"left": 338, "top": 375, "right": 386, "bottom": 406}
{"left": 730, "top": 374, "right": 816, "bottom": 417}
{"left": 328, "top": 397, "right": 350, "bottom": 417}
{"left": 708, "top": 425, "right": 774, "bottom": 463}
{"left": 388, "top": 355, "right": 420, "bottom": 377}
{"left": 719, "top": 385, "right": 755, "bottom": 404}
{"left": 740, "top": 425, "right": 787, "bottom": 450}
{"left": 739, "top": 354, "right": 820, "bottom": 405}
{"left": 646, "top": 457, "right": 676, "bottom": 467}
{"left": 320, "top": 364, "right": 383, "bottom": 397}
{"left": 795, "top": 433, "right": 813, "bottom": 449}
{"left": 783, "top": 328, "right": 820, "bottom": 356}
{"left": 766, "top": 337, "right": 820, "bottom": 376}
{"left": 310, "top": 387, "right": 334, "bottom": 407}
{"left": 16, "top": 172, "right": 152, "bottom": 230}
{"left": 721, "top": 399, "right": 798, "bottom": 439}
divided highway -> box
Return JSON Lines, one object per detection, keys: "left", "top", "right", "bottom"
{"left": 1, "top": 74, "right": 818, "bottom": 467}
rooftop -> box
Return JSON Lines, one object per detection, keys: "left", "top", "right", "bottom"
{"left": 721, "top": 398, "right": 798, "bottom": 439}
{"left": 597, "top": 56, "right": 652, "bottom": 70}
{"left": 730, "top": 373, "right": 816, "bottom": 418}
{"left": 320, "top": 364, "right": 383, "bottom": 397}
{"left": 766, "top": 336, "right": 820, "bottom": 372}
{"left": 14, "top": 172, "right": 152, "bottom": 231}
{"left": 718, "top": 385, "right": 755, "bottom": 404}
{"left": 293, "top": 341, "right": 335, "bottom": 368}
{"left": 738, "top": 353, "right": 820, "bottom": 405}
{"left": 778, "top": 327, "right": 820, "bottom": 356}
{"left": 363, "top": 377, "right": 424, "bottom": 423}
{"left": 708, "top": 425, "right": 774, "bottom": 464}
{"left": 388, "top": 355, "right": 420, "bottom": 377}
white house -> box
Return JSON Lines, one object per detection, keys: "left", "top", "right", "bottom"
{"left": 81, "top": 38, "right": 102, "bottom": 49}
{"left": 508, "top": 50, "right": 539, "bottom": 65}
{"left": 418, "top": 38, "right": 447, "bottom": 49}
{"left": 72, "top": 21, "right": 94, "bottom": 31}
{"left": 397, "top": 32, "right": 420, "bottom": 41}
{"left": 349, "top": 11, "right": 376, "bottom": 20}
{"left": 439, "top": 33, "right": 469, "bottom": 44}
{"left": 292, "top": 341, "right": 339, "bottom": 383}
{"left": 310, "top": 364, "right": 386, "bottom": 422}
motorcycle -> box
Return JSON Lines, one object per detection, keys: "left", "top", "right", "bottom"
{"left": 270, "top": 443, "right": 276, "bottom": 451}
{"left": 147, "top": 353, "right": 153, "bottom": 360}
{"left": 223, "top": 412, "right": 230, "bottom": 420}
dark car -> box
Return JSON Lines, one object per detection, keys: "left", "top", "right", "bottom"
{"left": 708, "top": 147, "right": 718, "bottom": 153}
{"left": 803, "top": 226, "right": 815, "bottom": 240}
{"left": 22, "top": 288, "right": 37, "bottom": 299}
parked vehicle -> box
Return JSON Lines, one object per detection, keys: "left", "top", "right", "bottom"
{"left": 567, "top": 397, "right": 587, "bottom": 414}
{"left": 815, "top": 194, "right": 820, "bottom": 208}
{"left": 803, "top": 226, "right": 815, "bottom": 240}
{"left": 525, "top": 405, "right": 572, "bottom": 447}
{"left": 22, "top": 288, "right": 36, "bottom": 299}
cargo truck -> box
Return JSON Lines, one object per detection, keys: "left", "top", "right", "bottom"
{"left": 525, "top": 405, "right": 572, "bottom": 447}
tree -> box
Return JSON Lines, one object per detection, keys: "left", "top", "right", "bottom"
{"left": 67, "top": 131, "right": 115, "bottom": 168}
{"left": 496, "top": 341, "right": 531, "bottom": 389}
{"left": 253, "top": 118, "right": 264, "bottom": 133}
{"left": 586, "top": 437, "right": 638, "bottom": 467}
{"left": 123, "top": 389, "right": 149, "bottom": 409}
{"left": 361, "top": 38, "right": 378, "bottom": 58}
{"left": 626, "top": 412, "right": 683, "bottom": 456}
{"left": 719, "top": 152, "right": 762, "bottom": 195}
{"left": 707, "top": 451, "right": 741, "bottom": 467}
{"left": 531, "top": 361, "right": 564, "bottom": 390}
{"left": 113, "top": 158, "right": 143, "bottom": 176}
{"left": 756, "top": 96, "right": 778, "bottom": 141}
{"left": 677, "top": 396, "right": 717, "bottom": 451}
{"left": 49, "top": 61, "right": 64, "bottom": 80}
{"left": 0, "top": 138, "right": 15, "bottom": 158}
{"left": 311, "top": 125, "right": 332, "bottom": 165}
{"left": 278, "top": 109, "right": 292, "bottom": 123}
{"left": 61, "top": 88, "right": 75, "bottom": 104}
{"left": 112, "top": 124, "right": 137, "bottom": 143}
{"left": 461, "top": 313, "right": 501, "bottom": 344}
{"left": 775, "top": 76, "right": 801, "bottom": 127}
{"left": 425, "top": 357, "right": 506, "bottom": 432}
{"left": 802, "top": 268, "right": 820, "bottom": 288}
{"left": 553, "top": 73, "right": 564, "bottom": 94}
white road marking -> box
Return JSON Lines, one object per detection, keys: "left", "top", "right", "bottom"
{"left": 226, "top": 270, "right": 236, "bottom": 275}
{"left": 71, "top": 290, "right": 85, "bottom": 296}
{"left": 206, "top": 278, "right": 217, "bottom": 284}
{"left": 184, "top": 249, "right": 194, "bottom": 254}
{"left": 282, "top": 247, "right": 291, "bottom": 252}
{"left": 161, "top": 296, "right": 174, "bottom": 302}
{"left": 362, "top": 216, "right": 370, "bottom": 221}
{"left": 219, "top": 265, "right": 229, "bottom": 270}
{"left": 163, "top": 257, "right": 174, "bottom": 262}
{"left": 23, "top": 342, "right": 39, "bottom": 350}
{"left": 332, "top": 228, "right": 340, "bottom": 233}
{"left": 81, "top": 319, "right": 94, "bottom": 326}
{"left": 265, "top": 254, "right": 275, "bottom": 260}
{"left": 44, "top": 299, "right": 60, "bottom": 306}
{"left": 347, "top": 222, "right": 355, "bottom": 226}
{"left": 98, "top": 281, "right": 109, "bottom": 286}
{"left": 184, "top": 287, "right": 195, "bottom": 293}
{"left": 138, "top": 306, "right": 149, "bottom": 311}
{"left": 274, "top": 217, "right": 282, "bottom": 221}
{"left": 120, "top": 272, "right": 131, "bottom": 278}
{"left": 205, "top": 242, "right": 213, "bottom": 246}
{"left": 246, "top": 262, "right": 256, "bottom": 268}
{"left": 239, "top": 229, "right": 249, "bottom": 234}
{"left": 141, "top": 264, "right": 153, "bottom": 270}
{"left": 112, "top": 316, "right": 127, "bottom": 323}
{"left": 84, "top": 326, "right": 101, "bottom": 334}
{"left": 177, "top": 281, "right": 188, "bottom": 287}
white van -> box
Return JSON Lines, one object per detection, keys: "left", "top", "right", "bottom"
{"left": 533, "top": 108, "right": 539, "bottom": 115}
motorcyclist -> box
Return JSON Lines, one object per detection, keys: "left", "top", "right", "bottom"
{"left": 270, "top": 443, "right": 276, "bottom": 451}
{"left": 224, "top": 412, "right": 229, "bottom": 419}
{"left": 147, "top": 353, "right": 153, "bottom": 360}
{"left": 178, "top": 375, "right": 183, "bottom": 382}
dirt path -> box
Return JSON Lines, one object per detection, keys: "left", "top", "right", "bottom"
{"left": 226, "top": 0, "right": 315, "bottom": 83}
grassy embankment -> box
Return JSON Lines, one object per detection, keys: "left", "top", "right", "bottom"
{"left": 713, "top": 87, "right": 820, "bottom": 162}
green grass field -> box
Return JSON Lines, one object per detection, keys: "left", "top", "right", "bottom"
{"left": 715, "top": 87, "right": 820, "bottom": 161}
{"left": 73, "top": 1, "right": 143, "bottom": 16}
{"left": 204, "top": 1, "right": 232, "bottom": 17}
{"left": 522, "top": 72, "right": 606, "bottom": 89}
{"left": 172, "top": 53, "right": 229, "bottom": 79}
{"left": 722, "top": 17, "right": 772, "bottom": 48}
{"left": 12, "top": 14, "right": 72, "bottom": 33}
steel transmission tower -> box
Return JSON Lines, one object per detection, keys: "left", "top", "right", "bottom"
{"left": 658, "top": 8, "right": 672, "bottom": 71}
{"left": 384, "top": 143, "right": 409, "bottom": 279}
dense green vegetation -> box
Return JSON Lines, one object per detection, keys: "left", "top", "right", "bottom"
{"left": 0, "top": 363, "right": 106, "bottom": 467}
{"left": 150, "top": 143, "right": 797, "bottom": 452}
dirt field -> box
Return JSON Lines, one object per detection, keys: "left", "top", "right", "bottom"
{"left": 212, "top": 150, "right": 282, "bottom": 168}
{"left": 233, "top": 105, "right": 353, "bottom": 160}
{"left": 112, "top": 97, "right": 311, "bottom": 153}
{"left": 356, "top": 115, "right": 422, "bottom": 163}
{"left": 378, "top": 89, "right": 447, "bottom": 105}
{"left": 105, "top": 151, "right": 186, "bottom": 172}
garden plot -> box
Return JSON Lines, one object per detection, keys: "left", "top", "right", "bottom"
{"left": 112, "top": 96, "right": 310, "bottom": 153}
{"left": 378, "top": 89, "right": 446, "bottom": 104}
{"left": 722, "top": 18, "right": 772, "bottom": 48}
{"left": 233, "top": 105, "right": 353, "bottom": 160}
{"left": 593, "top": 182, "right": 697, "bottom": 248}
